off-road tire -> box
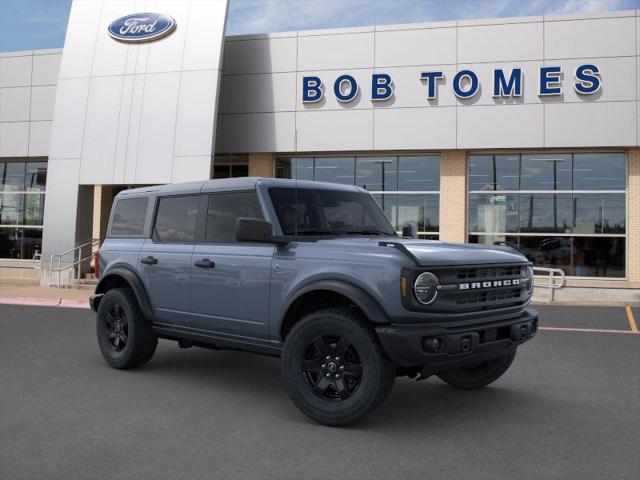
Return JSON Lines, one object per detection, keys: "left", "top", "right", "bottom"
{"left": 96, "top": 288, "right": 157, "bottom": 369}
{"left": 437, "top": 351, "right": 516, "bottom": 390}
{"left": 281, "top": 308, "right": 396, "bottom": 427}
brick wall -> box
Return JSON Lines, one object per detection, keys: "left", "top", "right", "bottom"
{"left": 248, "top": 153, "right": 275, "bottom": 178}
{"left": 92, "top": 186, "right": 114, "bottom": 246}
{"left": 439, "top": 150, "right": 467, "bottom": 243}
{"left": 628, "top": 148, "right": 639, "bottom": 282}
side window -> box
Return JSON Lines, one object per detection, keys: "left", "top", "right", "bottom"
{"left": 205, "top": 192, "right": 263, "bottom": 243}
{"left": 153, "top": 195, "right": 200, "bottom": 244}
{"left": 110, "top": 197, "right": 148, "bottom": 236}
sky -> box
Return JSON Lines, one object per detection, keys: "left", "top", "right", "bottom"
{"left": 0, "top": 0, "right": 639, "bottom": 52}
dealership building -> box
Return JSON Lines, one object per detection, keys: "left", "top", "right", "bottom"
{"left": 0, "top": 0, "right": 638, "bottom": 302}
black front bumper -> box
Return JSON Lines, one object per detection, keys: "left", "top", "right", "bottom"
{"left": 376, "top": 308, "right": 537, "bottom": 372}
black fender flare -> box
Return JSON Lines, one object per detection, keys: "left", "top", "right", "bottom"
{"left": 95, "top": 266, "right": 155, "bottom": 321}
{"left": 282, "top": 279, "right": 391, "bottom": 326}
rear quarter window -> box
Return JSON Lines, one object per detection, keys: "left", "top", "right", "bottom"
{"left": 110, "top": 197, "right": 148, "bottom": 236}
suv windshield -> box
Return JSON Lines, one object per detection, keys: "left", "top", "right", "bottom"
{"left": 269, "top": 187, "right": 396, "bottom": 237}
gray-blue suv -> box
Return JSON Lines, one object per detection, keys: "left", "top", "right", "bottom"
{"left": 91, "top": 177, "right": 537, "bottom": 426}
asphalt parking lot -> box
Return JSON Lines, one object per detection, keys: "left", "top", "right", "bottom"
{"left": 1, "top": 304, "right": 638, "bottom": 480}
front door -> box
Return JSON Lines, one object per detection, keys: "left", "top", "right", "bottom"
{"left": 138, "top": 194, "right": 201, "bottom": 327}
{"left": 189, "top": 191, "right": 274, "bottom": 339}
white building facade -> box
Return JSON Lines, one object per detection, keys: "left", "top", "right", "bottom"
{"left": 0, "top": 1, "right": 638, "bottom": 301}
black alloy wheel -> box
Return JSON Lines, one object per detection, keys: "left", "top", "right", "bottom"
{"left": 105, "top": 304, "right": 129, "bottom": 352}
{"left": 301, "top": 335, "right": 363, "bottom": 401}
{"left": 281, "top": 308, "right": 396, "bottom": 426}
{"left": 96, "top": 288, "right": 158, "bottom": 369}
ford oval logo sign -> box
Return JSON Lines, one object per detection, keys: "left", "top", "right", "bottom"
{"left": 108, "top": 13, "right": 176, "bottom": 43}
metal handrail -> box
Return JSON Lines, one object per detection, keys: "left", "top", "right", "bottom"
{"left": 48, "top": 238, "right": 100, "bottom": 288}
{"left": 32, "top": 252, "right": 42, "bottom": 268}
{"left": 532, "top": 267, "right": 566, "bottom": 303}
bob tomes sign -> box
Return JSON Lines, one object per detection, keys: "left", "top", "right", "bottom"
{"left": 302, "top": 64, "right": 601, "bottom": 103}
{"left": 108, "top": 13, "right": 176, "bottom": 43}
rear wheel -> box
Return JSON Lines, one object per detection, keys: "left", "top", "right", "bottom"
{"left": 437, "top": 351, "right": 516, "bottom": 390}
{"left": 96, "top": 288, "right": 157, "bottom": 369}
{"left": 281, "top": 308, "right": 395, "bottom": 426}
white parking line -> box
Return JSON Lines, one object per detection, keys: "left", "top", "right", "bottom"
{"left": 539, "top": 326, "right": 639, "bottom": 335}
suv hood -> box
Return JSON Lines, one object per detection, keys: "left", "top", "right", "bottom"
{"left": 393, "top": 239, "right": 527, "bottom": 266}
{"left": 315, "top": 237, "right": 528, "bottom": 267}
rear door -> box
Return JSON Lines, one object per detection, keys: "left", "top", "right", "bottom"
{"left": 189, "top": 191, "right": 274, "bottom": 339}
{"left": 138, "top": 194, "right": 202, "bottom": 327}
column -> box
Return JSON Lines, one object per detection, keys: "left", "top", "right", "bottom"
{"left": 248, "top": 153, "right": 275, "bottom": 178}
{"left": 628, "top": 148, "right": 639, "bottom": 282}
{"left": 439, "top": 150, "right": 467, "bottom": 243}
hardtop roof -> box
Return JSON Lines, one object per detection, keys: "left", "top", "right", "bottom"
{"left": 116, "top": 177, "right": 363, "bottom": 198}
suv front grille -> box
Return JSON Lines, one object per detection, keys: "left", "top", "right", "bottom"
{"left": 456, "top": 265, "right": 523, "bottom": 281}
{"left": 456, "top": 287, "right": 522, "bottom": 306}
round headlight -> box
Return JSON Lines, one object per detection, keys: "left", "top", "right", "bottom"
{"left": 526, "top": 266, "right": 534, "bottom": 293}
{"left": 414, "top": 272, "right": 439, "bottom": 305}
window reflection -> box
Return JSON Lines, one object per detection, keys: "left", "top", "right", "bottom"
{"left": 1, "top": 162, "right": 27, "bottom": 192}
{"left": 397, "top": 195, "right": 439, "bottom": 234}
{"left": 468, "top": 154, "right": 519, "bottom": 191}
{"left": 469, "top": 235, "right": 625, "bottom": 278}
{"left": 519, "top": 194, "right": 572, "bottom": 233}
{"left": 314, "top": 157, "right": 355, "bottom": 185}
{"left": 469, "top": 153, "right": 627, "bottom": 277}
{"left": 521, "top": 154, "right": 572, "bottom": 190}
{"left": 356, "top": 157, "right": 397, "bottom": 191}
{"left": 573, "top": 153, "right": 625, "bottom": 190}
{"left": 468, "top": 194, "right": 518, "bottom": 233}
{"left": 574, "top": 194, "right": 625, "bottom": 234}
{"left": 277, "top": 156, "right": 441, "bottom": 238}
{"left": 398, "top": 156, "right": 440, "bottom": 191}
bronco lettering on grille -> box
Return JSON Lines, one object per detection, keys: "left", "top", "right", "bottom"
{"left": 459, "top": 279, "right": 520, "bottom": 290}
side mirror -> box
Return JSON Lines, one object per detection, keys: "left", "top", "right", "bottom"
{"left": 401, "top": 225, "right": 414, "bottom": 238}
{"left": 236, "top": 218, "right": 275, "bottom": 243}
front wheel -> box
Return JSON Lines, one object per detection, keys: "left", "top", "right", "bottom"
{"left": 281, "top": 308, "right": 396, "bottom": 427}
{"left": 437, "top": 351, "right": 516, "bottom": 390}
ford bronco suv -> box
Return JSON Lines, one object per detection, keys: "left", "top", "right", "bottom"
{"left": 91, "top": 178, "right": 537, "bottom": 426}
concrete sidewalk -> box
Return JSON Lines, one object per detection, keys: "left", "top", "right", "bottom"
{"left": 0, "top": 281, "right": 91, "bottom": 308}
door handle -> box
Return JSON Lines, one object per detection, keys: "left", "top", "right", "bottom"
{"left": 194, "top": 258, "right": 215, "bottom": 269}
{"left": 140, "top": 256, "right": 158, "bottom": 265}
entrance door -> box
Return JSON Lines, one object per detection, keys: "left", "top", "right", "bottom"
{"left": 189, "top": 191, "right": 274, "bottom": 339}
{"left": 138, "top": 194, "right": 201, "bottom": 326}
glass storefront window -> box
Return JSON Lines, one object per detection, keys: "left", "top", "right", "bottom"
{"left": 398, "top": 156, "right": 440, "bottom": 191}
{"left": 1, "top": 162, "right": 27, "bottom": 192}
{"left": 25, "top": 162, "right": 47, "bottom": 191}
{"left": 397, "top": 194, "right": 439, "bottom": 234}
{"left": 520, "top": 154, "right": 572, "bottom": 190}
{"left": 468, "top": 194, "right": 518, "bottom": 233}
{"left": 468, "top": 154, "right": 519, "bottom": 191}
{"left": 0, "top": 161, "right": 47, "bottom": 259}
{"left": 469, "top": 153, "right": 627, "bottom": 278}
{"left": 572, "top": 153, "right": 626, "bottom": 190}
{"left": 0, "top": 194, "right": 24, "bottom": 225}
{"left": 356, "top": 157, "right": 397, "bottom": 191}
{"left": 519, "top": 194, "right": 572, "bottom": 233}
{"left": 24, "top": 194, "right": 45, "bottom": 226}
{"left": 276, "top": 156, "right": 440, "bottom": 238}
{"left": 314, "top": 157, "right": 355, "bottom": 185}
{"left": 574, "top": 194, "right": 625, "bottom": 234}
